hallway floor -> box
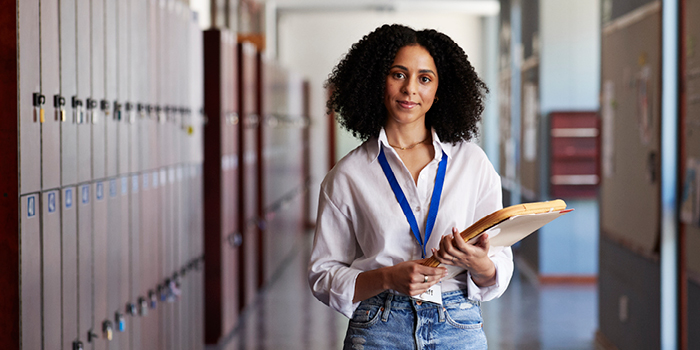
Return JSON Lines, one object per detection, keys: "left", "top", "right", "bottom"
{"left": 210, "top": 234, "right": 597, "bottom": 350}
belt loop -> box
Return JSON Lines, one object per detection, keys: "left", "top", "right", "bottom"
{"left": 438, "top": 305, "right": 445, "bottom": 323}
{"left": 381, "top": 293, "right": 393, "bottom": 322}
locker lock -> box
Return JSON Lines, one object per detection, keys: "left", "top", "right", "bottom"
{"left": 33, "top": 92, "right": 45, "bottom": 123}
{"left": 146, "top": 104, "right": 153, "bottom": 115}
{"left": 180, "top": 266, "right": 187, "bottom": 277}
{"left": 125, "top": 103, "right": 135, "bottom": 124}
{"left": 137, "top": 297, "right": 148, "bottom": 316}
{"left": 148, "top": 290, "right": 157, "bottom": 309}
{"left": 127, "top": 302, "right": 138, "bottom": 316}
{"left": 155, "top": 106, "right": 164, "bottom": 123}
{"left": 71, "top": 96, "right": 84, "bottom": 124}
{"left": 101, "top": 100, "right": 110, "bottom": 115}
{"left": 113, "top": 101, "right": 122, "bottom": 121}
{"left": 72, "top": 340, "right": 84, "bottom": 350}
{"left": 102, "top": 320, "right": 114, "bottom": 341}
{"left": 54, "top": 95, "right": 66, "bottom": 122}
{"left": 87, "top": 329, "right": 98, "bottom": 343}
{"left": 158, "top": 282, "right": 168, "bottom": 302}
{"left": 86, "top": 98, "right": 98, "bottom": 124}
{"left": 115, "top": 312, "right": 125, "bottom": 332}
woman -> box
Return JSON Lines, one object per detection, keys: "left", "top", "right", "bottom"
{"left": 308, "top": 24, "right": 513, "bottom": 349}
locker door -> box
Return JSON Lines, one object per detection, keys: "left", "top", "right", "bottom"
{"left": 19, "top": 0, "right": 41, "bottom": 195}
{"left": 77, "top": 184, "right": 94, "bottom": 349}
{"left": 117, "top": 0, "right": 130, "bottom": 176}
{"left": 91, "top": 0, "right": 106, "bottom": 180}
{"left": 106, "top": 179, "right": 122, "bottom": 350}
{"left": 76, "top": 0, "right": 92, "bottom": 184}
{"left": 20, "top": 194, "right": 41, "bottom": 350}
{"left": 118, "top": 176, "right": 131, "bottom": 344}
{"left": 42, "top": 190, "right": 62, "bottom": 349}
{"left": 105, "top": 0, "right": 118, "bottom": 178}
{"left": 40, "top": 0, "right": 61, "bottom": 190}
{"left": 130, "top": 174, "right": 141, "bottom": 350}
{"left": 139, "top": 173, "right": 153, "bottom": 350}
{"left": 59, "top": 0, "right": 78, "bottom": 187}
{"left": 62, "top": 187, "right": 79, "bottom": 350}
{"left": 93, "top": 181, "right": 109, "bottom": 350}
{"left": 150, "top": 169, "right": 162, "bottom": 350}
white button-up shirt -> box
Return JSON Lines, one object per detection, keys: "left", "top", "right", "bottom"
{"left": 308, "top": 128, "right": 514, "bottom": 318}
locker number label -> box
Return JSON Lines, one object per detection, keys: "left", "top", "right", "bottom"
{"left": 48, "top": 192, "right": 56, "bottom": 213}
{"left": 27, "top": 196, "right": 36, "bottom": 218}
{"left": 82, "top": 186, "right": 90, "bottom": 204}
{"left": 65, "top": 189, "right": 73, "bottom": 209}
{"left": 121, "top": 177, "right": 128, "bottom": 195}
{"left": 96, "top": 183, "right": 104, "bottom": 200}
{"left": 110, "top": 180, "right": 117, "bottom": 198}
{"left": 132, "top": 175, "right": 139, "bottom": 193}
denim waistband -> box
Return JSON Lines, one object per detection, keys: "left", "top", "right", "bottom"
{"left": 360, "top": 289, "right": 479, "bottom": 323}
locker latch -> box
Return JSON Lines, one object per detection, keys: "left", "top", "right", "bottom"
{"left": 33, "top": 92, "right": 45, "bottom": 123}
{"left": 137, "top": 297, "right": 148, "bottom": 316}
{"left": 158, "top": 282, "right": 167, "bottom": 302}
{"left": 54, "top": 95, "right": 66, "bottom": 122}
{"left": 115, "top": 312, "right": 125, "bottom": 332}
{"left": 125, "top": 102, "right": 134, "bottom": 124}
{"left": 113, "top": 101, "right": 122, "bottom": 121}
{"left": 72, "top": 97, "right": 84, "bottom": 124}
{"left": 72, "top": 340, "right": 84, "bottom": 350}
{"left": 102, "top": 320, "right": 114, "bottom": 341}
{"left": 101, "top": 100, "right": 110, "bottom": 116}
{"left": 127, "top": 302, "right": 138, "bottom": 317}
{"left": 155, "top": 105, "right": 164, "bottom": 123}
{"left": 146, "top": 104, "right": 153, "bottom": 118}
{"left": 148, "top": 290, "right": 158, "bottom": 309}
{"left": 87, "top": 329, "right": 98, "bottom": 343}
{"left": 86, "top": 98, "right": 98, "bottom": 124}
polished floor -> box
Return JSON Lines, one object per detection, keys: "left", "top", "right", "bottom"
{"left": 210, "top": 233, "right": 597, "bottom": 350}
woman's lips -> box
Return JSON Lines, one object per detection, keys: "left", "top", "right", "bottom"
{"left": 397, "top": 101, "right": 417, "bottom": 109}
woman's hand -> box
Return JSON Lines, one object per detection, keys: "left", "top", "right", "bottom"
{"left": 384, "top": 259, "right": 448, "bottom": 297}
{"left": 431, "top": 228, "right": 497, "bottom": 287}
{"left": 353, "top": 259, "right": 447, "bottom": 302}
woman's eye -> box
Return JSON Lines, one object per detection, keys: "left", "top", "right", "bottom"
{"left": 421, "top": 76, "right": 432, "bottom": 83}
{"left": 393, "top": 72, "right": 405, "bottom": 79}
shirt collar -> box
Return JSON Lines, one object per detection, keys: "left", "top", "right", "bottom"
{"left": 368, "top": 128, "right": 453, "bottom": 163}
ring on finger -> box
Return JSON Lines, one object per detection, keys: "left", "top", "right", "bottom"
{"left": 423, "top": 275, "right": 429, "bottom": 283}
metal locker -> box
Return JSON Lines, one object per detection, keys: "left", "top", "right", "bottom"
{"left": 129, "top": 174, "right": 142, "bottom": 350}
{"left": 160, "top": 168, "right": 174, "bottom": 350}
{"left": 106, "top": 178, "right": 122, "bottom": 350}
{"left": 77, "top": 184, "right": 94, "bottom": 349}
{"left": 40, "top": 0, "right": 62, "bottom": 191}
{"left": 104, "top": 0, "right": 118, "bottom": 179}
{"left": 42, "top": 190, "right": 62, "bottom": 349}
{"left": 118, "top": 176, "right": 131, "bottom": 346}
{"left": 139, "top": 171, "right": 156, "bottom": 350}
{"left": 238, "top": 41, "right": 260, "bottom": 309}
{"left": 76, "top": 0, "right": 92, "bottom": 184}
{"left": 93, "top": 181, "right": 109, "bottom": 350}
{"left": 117, "top": 0, "right": 129, "bottom": 176}
{"left": 20, "top": 194, "right": 42, "bottom": 350}
{"left": 59, "top": 0, "right": 78, "bottom": 187}
{"left": 91, "top": 0, "right": 106, "bottom": 180}
{"left": 62, "top": 187, "right": 79, "bottom": 350}
{"left": 19, "top": 0, "right": 41, "bottom": 195}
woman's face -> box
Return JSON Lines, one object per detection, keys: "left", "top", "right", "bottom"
{"left": 384, "top": 44, "right": 439, "bottom": 129}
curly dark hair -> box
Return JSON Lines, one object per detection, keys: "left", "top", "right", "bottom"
{"left": 326, "top": 24, "right": 488, "bottom": 144}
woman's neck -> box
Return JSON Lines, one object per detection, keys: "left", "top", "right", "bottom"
{"left": 384, "top": 123, "right": 431, "bottom": 150}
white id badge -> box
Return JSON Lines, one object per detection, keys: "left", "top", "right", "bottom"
{"left": 413, "top": 283, "right": 443, "bottom": 305}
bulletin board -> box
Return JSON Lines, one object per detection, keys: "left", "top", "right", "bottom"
{"left": 599, "top": 2, "right": 661, "bottom": 257}
{"left": 682, "top": 0, "right": 700, "bottom": 278}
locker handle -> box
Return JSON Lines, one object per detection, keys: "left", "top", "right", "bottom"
{"left": 227, "top": 231, "right": 243, "bottom": 248}
{"left": 101, "top": 100, "right": 110, "bottom": 115}
{"left": 87, "top": 329, "right": 98, "bottom": 343}
{"left": 138, "top": 296, "right": 149, "bottom": 316}
{"left": 102, "top": 320, "right": 113, "bottom": 341}
{"left": 115, "top": 312, "right": 125, "bottom": 332}
{"left": 113, "top": 101, "right": 122, "bottom": 121}
{"left": 72, "top": 340, "right": 84, "bottom": 350}
{"left": 126, "top": 302, "right": 137, "bottom": 316}
{"left": 33, "top": 93, "right": 45, "bottom": 123}
{"left": 148, "top": 289, "right": 158, "bottom": 309}
{"left": 54, "top": 95, "right": 66, "bottom": 122}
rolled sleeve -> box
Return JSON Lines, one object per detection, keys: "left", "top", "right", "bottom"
{"left": 308, "top": 189, "right": 363, "bottom": 318}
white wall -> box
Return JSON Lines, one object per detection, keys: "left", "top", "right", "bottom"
{"left": 277, "top": 11, "right": 486, "bottom": 222}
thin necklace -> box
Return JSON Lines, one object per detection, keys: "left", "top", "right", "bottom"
{"left": 389, "top": 137, "right": 430, "bottom": 151}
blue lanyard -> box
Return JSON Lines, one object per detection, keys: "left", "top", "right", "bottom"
{"left": 377, "top": 147, "right": 448, "bottom": 258}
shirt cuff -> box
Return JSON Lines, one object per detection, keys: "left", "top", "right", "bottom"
{"left": 465, "top": 256, "right": 513, "bottom": 301}
{"left": 328, "top": 268, "right": 363, "bottom": 318}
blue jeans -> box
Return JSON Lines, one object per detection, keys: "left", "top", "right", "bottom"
{"left": 343, "top": 289, "right": 487, "bottom": 350}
